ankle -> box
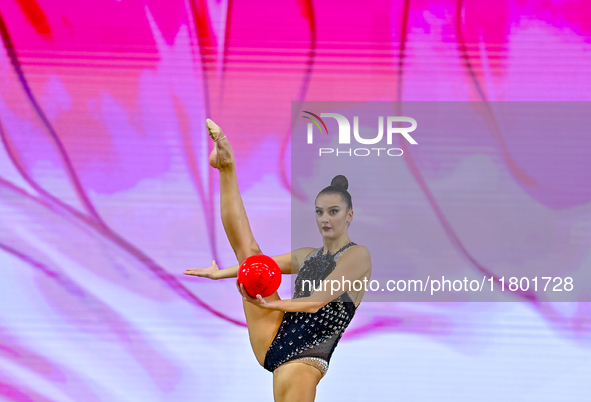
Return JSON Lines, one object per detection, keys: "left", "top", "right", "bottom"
{"left": 217, "top": 158, "right": 235, "bottom": 171}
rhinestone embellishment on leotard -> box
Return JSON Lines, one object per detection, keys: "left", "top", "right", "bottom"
{"left": 263, "top": 243, "right": 359, "bottom": 374}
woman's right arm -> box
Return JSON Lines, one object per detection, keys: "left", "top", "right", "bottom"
{"left": 183, "top": 247, "right": 315, "bottom": 280}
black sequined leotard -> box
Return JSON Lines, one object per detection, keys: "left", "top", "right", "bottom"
{"left": 263, "top": 242, "right": 359, "bottom": 376}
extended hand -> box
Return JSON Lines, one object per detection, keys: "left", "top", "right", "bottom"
{"left": 183, "top": 260, "right": 220, "bottom": 280}
{"left": 236, "top": 279, "right": 268, "bottom": 307}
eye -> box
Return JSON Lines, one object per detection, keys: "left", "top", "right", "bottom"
{"left": 330, "top": 209, "right": 339, "bottom": 215}
{"left": 315, "top": 210, "right": 322, "bottom": 215}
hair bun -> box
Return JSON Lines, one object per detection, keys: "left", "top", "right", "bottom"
{"left": 330, "top": 175, "right": 349, "bottom": 191}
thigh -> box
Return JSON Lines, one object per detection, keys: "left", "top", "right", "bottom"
{"left": 243, "top": 291, "right": 284, "bottom": 366}
{"left": 273, "top": 362, "right": 321, "bottom": 402}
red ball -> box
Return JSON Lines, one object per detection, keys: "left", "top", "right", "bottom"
{"left": 238, "top": 255, "right": 282, "bottom": 298}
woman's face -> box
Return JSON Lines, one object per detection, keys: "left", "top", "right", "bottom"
{"left": 315, "top": 193, "right": 353, "bottom": 239}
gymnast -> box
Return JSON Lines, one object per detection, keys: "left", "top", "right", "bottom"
{"left": 183, "top": 119, "right": 372, "bottom": 402}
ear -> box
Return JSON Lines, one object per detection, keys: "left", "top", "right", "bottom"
{"left": 347, "top": 209, "right": 354, "bottom": 223}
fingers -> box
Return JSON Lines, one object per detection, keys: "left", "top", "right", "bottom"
{"left": 240, "top": 283, "right": 248, "bottom": 301}
{"left": 236, "top": 280, "right": 247, "bottom": 301}
{"left": 239, "top": 283, "right": 258, "bottom": 302}
{"left": 256, "top": 294, "right": 266, "bottom": 304}
{"left": 182, "top": 268, "right": 209, "bottom": 277}
{"left": 236, "top": 282, "right": 265, "bottom": 305}
{"left": 183, "top": 259, "right": 218, "bottom": 277}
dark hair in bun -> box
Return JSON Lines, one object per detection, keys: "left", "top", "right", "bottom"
{"left": 317, "top": 175, "right": 353, "bottom": 210}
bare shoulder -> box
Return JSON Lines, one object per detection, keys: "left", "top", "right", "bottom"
{"left": 336, "top": 245, "right": 371, "bottom": 278}
{"left": 339, "top": 245, "right": 371, "bottom": 272}
{"left": 344, "top": 244, "right": 371, "bottom": 261}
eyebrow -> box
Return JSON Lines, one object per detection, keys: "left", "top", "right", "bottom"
{"left": 315, "top": 206, "right": 341, "bottom": 209}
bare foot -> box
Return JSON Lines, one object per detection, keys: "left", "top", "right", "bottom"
{"left": 206, "top": 119, "right": 234, "bottom": 170}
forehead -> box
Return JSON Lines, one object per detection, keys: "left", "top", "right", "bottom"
{"left": 315, "top": 193, "right": 345, "bottom": 207}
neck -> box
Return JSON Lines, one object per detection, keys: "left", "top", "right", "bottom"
{"left": 322, "top": 233, "right": 351, "bottom": 254}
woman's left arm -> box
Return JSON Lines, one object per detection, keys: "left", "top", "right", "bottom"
{"left": 237, "top": 246, "right": 371, "bottom": 313}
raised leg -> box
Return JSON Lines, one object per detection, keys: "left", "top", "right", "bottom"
{"left": 207, "top": 118, "right": 260, "bottom": 264}
{"left": 207, "top": 119, "right": 284, "bottom": 365}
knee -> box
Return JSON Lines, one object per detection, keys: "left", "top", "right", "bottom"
{"left": 238, "top": 243, "right": 263, "bottom": 264}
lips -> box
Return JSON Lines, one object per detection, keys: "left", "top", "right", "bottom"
{"left": 322, "top": 226, "right": 331, "bottom": 231}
